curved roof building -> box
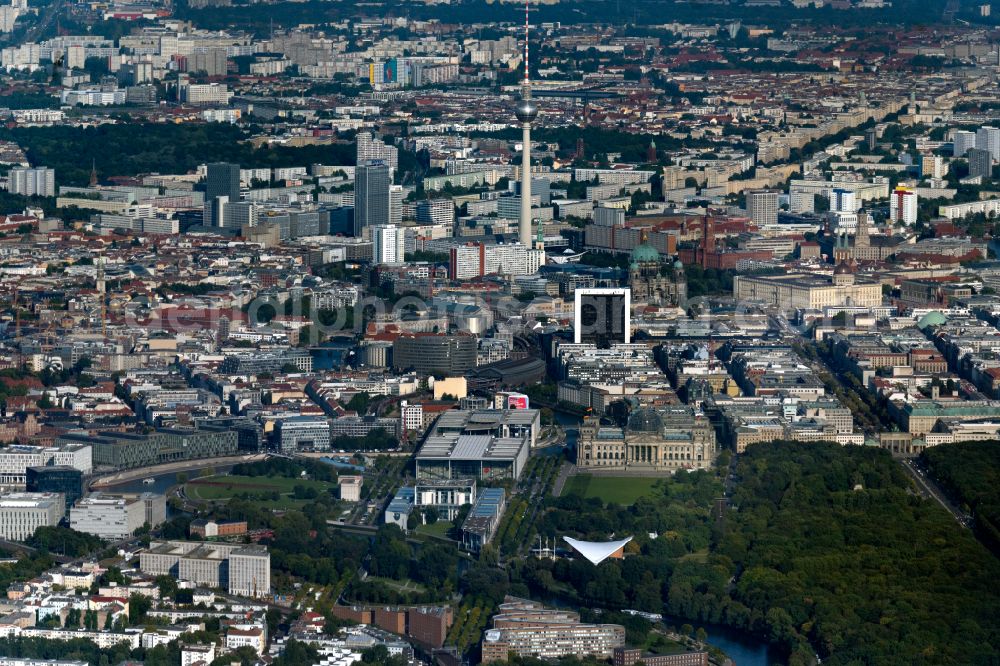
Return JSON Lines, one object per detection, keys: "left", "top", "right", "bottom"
{"left": 563, "top": 536, "right": 633, "bottom": 565}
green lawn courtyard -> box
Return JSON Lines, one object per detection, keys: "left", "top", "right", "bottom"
{"left": 564, "top": 474, "right": 662, "bottom": 505}
{"left": 415, "top": 520, "right": 455, "bottom": 539}
{"left": 184, "top": 474, "right": 335, "bottom": 508}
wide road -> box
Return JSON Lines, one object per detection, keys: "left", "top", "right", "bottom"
{"left": 552, "top": 461, "right": 574, "bottom": 497}
{"left": 898, "top": 457, "right": 972, "bottom": 529}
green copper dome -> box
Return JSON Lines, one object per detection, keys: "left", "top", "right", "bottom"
{"left": 631, "top": 242, "right": 660, "bottom": 264}
{"left": 918, "top": 311, "right": 947, "bottom": 330}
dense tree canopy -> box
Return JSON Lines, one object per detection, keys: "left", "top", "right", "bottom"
{"left": 508, "top": 443, "right": 1000, "bottom": 665}
{"left": 922, "top": 440, "right": 1000, "bottom": 556}
{"left": 0, "top": 124, "right": 357, "bottom": 186}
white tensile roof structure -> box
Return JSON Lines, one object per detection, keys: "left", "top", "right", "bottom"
{"left": 562, "top": 536, "right": 633, "bottom": 565}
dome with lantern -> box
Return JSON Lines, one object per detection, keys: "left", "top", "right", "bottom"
{"left": 627, "top": 408, "right": 664, "bottom": 434}
{"left": 630, "top": 235, "right": 661, "bottom": 273}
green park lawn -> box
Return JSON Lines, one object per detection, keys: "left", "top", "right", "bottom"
{"left": 185, "top": 474, "right": 334, "bottom": 506}
{"left": 415, "top": 520, "right": 455, "bottom": 539}
{"left": 564, "top": 474, "right": 661, "bottom": 505}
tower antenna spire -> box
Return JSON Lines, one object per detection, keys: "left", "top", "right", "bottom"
{"left": 514, "top": 0, "right": 538, "bottom": 248}
{"left": 524, "top": 0, "right": 530, "bottom": 91}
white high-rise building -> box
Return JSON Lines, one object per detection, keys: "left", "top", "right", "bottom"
{"left": 226, "top": 546, "right": 271, "bottom": 598}
{"left": 746, "top": 189, "right": 779, "bottom": 227}
{"left": 449, "top": 243, "right": 544, "bottom": 279}
{"left": 789, "top": 191, "right": 815, "bottom": 214}
{"left": 415, "top": 198, "right": 454, "bottom": 225}
{"left": 372, "top": 224, "right": 406, "bottom": 265}
{"left": 830, "top": 188, "right": 858, "bottom": 213}
{"left": 356, "top": 132, "right": 398, "bottom": 174}
{"left": 390, "top": 185, "right": 403, "bottom": 225}
{"left": 8, "top": 167, "right": 54, "bottom": 197}
{"left": 889, "top": 187, "right": 918, "bottom": 226}
{"left": 976, "top": 126, "right": 1000, "bottom": 163}
{"left": 954, "top": 130, "right": 977, "bottom": 157}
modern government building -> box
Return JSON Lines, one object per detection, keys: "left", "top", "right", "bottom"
{"left": 415, "top": 409, "right": 540, "bottom": 481}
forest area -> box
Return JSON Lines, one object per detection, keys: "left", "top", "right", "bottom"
{"left": 0, "top": 124, "right": 358, "bottom": 186}
{"left": 922, "top": 440, "right": 1000, "bottom": 557}
{"left": 503, "top": 442, "right": 1000, "bottom": 665}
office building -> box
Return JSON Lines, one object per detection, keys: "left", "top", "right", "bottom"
{"left": 969, "top": 147, "right": 992, "bottom": 179}
{"left": 0, "top": 492, "right": 64, "bottom": 541}
{"left": 213, "top": 199, "right": 258, "bottom": 231}
{"left": 461, "top": 487, "right": 505, "bottom": 552}
{"left": 574, "top": 288, "right": 631, "bottom": 347}
{"left": 408, "top": 606, "right": 454, "bottom": 648}
{"left": 0, "top": 444, "right": 92, "bottom": 487}
{"left": 414, "top": 478, "right": 477, "bottom": 520}
{"left": 977, "top": 126, "right": 1000, "bottom": 163}
{"left": 746, "top": 189, "right": 779, "bottom": 227}
{"left": 330, "top": 415, "right": 400, "bottom": 439}
{"left": 415, "top": 409, "right": 539, "bottom": 481}
{"left": 141, "top": 540, "right": 270, "bottom": 598}
{"left": 275, "top": 416, "right": 331, "bottom": 452}
{"left": 70, "top": 492, "right": 166, "bottom": 540}
{"left": 206, "top": 162, "right": 240, "bottom": 205}
{"left": 25, "top": 466, "right": 83, "bottom": 513}
{"left": 356, "top": 132, "right": 398, "bottom": 173}
{"left": 889, "top": 186, "right": 918, "bottom": 226}
{"left": 392, "top": 333, "right": 478, "bottom": 376}
{"left": 178, "top": 76, "right": 231, "bottom": 104}
{"left": 8, "top": 167, "right": 54, "bottom": 197}
{"left": 204, "top": 162, "right": 240, "bottom": 227}
{"left": 57, "top": 428, "right": 237, "bottom": 472}
{"left": 228, "top": 545, "right": 271, "bottom": 598}
{"left": 354, "top": 163, "right": 391, "bottom": 237}
{"left": 385, "top": 486, "right": 415, "bottom": 530}
{"left": 218, "top": 349, "right": 313, "bottom": 374}
{"left": 372, "top": 224, "right": 406, "bottom": 265}
{"left": 328, "top": 604, "right": 454, "bottom": 648}
{"left": 481, "top": 599, "right": 625, "bottom": 662}
{"left": 954, "top": 130, "right": 977, "bottom": 157}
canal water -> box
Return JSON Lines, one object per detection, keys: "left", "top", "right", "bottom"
{"left": 99, "top": 464, "right": 238, "bottom": 509}
{"left": 693, "top": 623, "right": 781, "bottom": 666}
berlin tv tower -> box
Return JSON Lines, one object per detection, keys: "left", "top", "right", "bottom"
{"left": 514, "top": 0, "right": 538, "bottom": 247}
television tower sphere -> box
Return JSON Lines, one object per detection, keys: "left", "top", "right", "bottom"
{"left": 514, "top": 99, "right": 538, "bottom": 124}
